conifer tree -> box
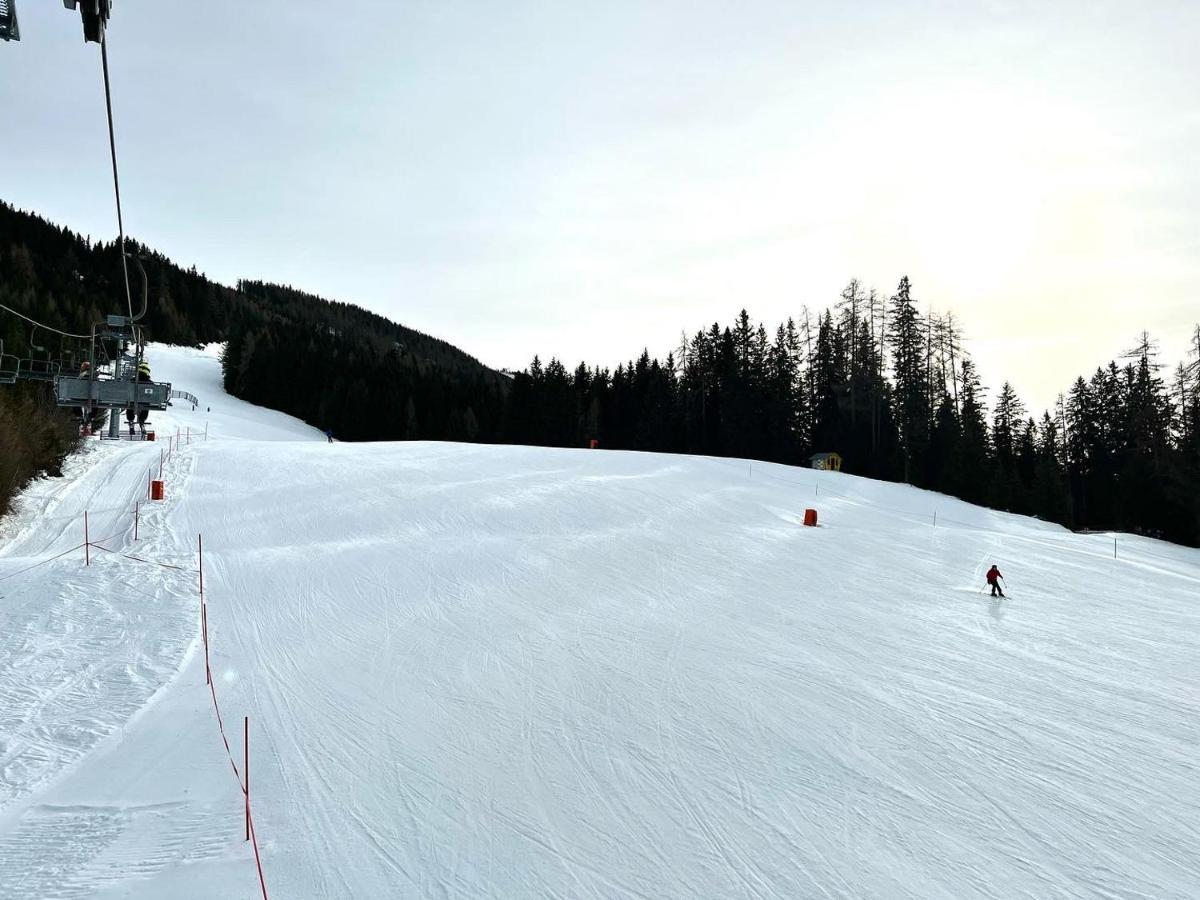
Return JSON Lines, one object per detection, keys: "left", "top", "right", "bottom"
{"left": 887, "top": 276, "right": 931, "bottom": 484}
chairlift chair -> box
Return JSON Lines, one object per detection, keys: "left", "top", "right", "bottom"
{"left": 0, "top": 339, "right": 17, "bottom": 384}
{"left": 59, "top": 335, "right": 79, "bottom": 371}
{"left": 54, "top": 315, "right": 171, "bottom": 425}
{"left": 14, "top": 323, "right": 60, "bottom": 382}
{"left": 1, "top": 1, "right": 111, "bottom": 45}
{"left": 28, "top": 323, "right": 49, "bottom": 369}
{"left": 15, "top": 357, "right": 61, "bottom": 383}
{"left": 0, "top": 0, "right": 19, "bottom": 42}
{"left": 62, "top": 0, "right": 110, "bottom": 44}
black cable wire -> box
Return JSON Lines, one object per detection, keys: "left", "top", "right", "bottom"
{"left": 0, "top": 302, "right": 92, "bottom": 339}
{"left": 100, "top": 32, "right": 133, "bottom": 323}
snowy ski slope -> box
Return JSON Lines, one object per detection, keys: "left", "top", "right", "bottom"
{"left": 0, "top": 343, "right": 1197, "bottom": 899}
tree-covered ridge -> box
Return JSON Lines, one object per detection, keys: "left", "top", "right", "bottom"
{"left": 0, "top": 201, "right": 239, "bottom": 348}
{"left": 235, "top": 281, "right": 494, "bottom": 378}
{"left": 0, "top": 199, "right": 507, "bottom": 504}
{"left": 0, "top": 201, "right": 502, "bottom": 379}
{"left": 222, "top": 282, "right": 507, "bottom": 443}
{"left": 506, "top": 283, "right": 1200, "bottom": 547}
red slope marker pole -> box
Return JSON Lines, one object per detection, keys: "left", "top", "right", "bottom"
{"left": 202, "top": 603, "right": 211, "bottom": 686}
{"left": 245, "top": 716, "right": 250, "bottom": 841}
{"left": 84, "top": 511, "right": 90, "bottom": 566}
{"left": 134, "top": 502, "right": 139, "bottom": 541}
{"left": 200, "top": 534, "right": 209, "bottom": 686}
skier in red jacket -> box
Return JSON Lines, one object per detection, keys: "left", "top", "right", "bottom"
{"left": 986, "top": 565, "right": 1005, "bottom": 597}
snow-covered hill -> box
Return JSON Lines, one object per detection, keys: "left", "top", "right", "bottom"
{"left": 1, "top": 343, "right": 1197, "bottom": 899}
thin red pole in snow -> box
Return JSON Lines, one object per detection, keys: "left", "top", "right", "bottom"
{"left": 84, "top": 511, "right": 90, "bottom": 566}
{"left": 200, "top": 534, "right": 209, "bottom": 685}
{"left": 134, "top": 502, "right": 139, "bottom": 541}
{"left": 245, "top": 716, "right": 250, "bottom": 841}
{"left": 202, "top": 603, "right": 211, "bottom": 686}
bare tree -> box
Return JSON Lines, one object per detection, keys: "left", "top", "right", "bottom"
{"left": 837, "top": 280, "right": 863, "bottom": 425}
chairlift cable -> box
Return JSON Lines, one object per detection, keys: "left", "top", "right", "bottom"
{"left": 0, "top": 301, "right": 92, "bottom": 340}
{"left": 99, "top": 32, "right": 133, "bottom": 323}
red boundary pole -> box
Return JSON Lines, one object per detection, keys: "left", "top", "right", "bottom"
{"left": 134, "top": 502, "right": 139, "bottom": 541}
{"left": 198, "top": 534, "right": 204, "bottom": 599}
{"left": 245, "top": 716, "right": 250, "bottom": 841}
{"left": 84, "top": 511, "right": 90, "bottom": 566}
{"left": 202, "top": 603, "right": 211, "bottom": 686}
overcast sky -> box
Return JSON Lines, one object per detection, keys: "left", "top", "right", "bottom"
{"left": 2, "top": 0, "right": 1197, "bottom": 411}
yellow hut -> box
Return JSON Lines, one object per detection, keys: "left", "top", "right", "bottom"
{"left": 809, "top": 452, "right": 842, "bottom": 472}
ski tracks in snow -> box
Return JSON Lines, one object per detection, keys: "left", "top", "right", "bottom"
{"left": 3, "top": 348, "right": 1199, "bottom": 899}
{"left": 0, "top": 440, "right": 203, "bottom": 896}
{"left": 0, "top": 800, "right": 230, "bottom": 900}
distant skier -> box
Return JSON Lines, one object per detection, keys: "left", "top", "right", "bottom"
{"left": 325, "top": 428, "right": 334, "bottom": 443}
{"left": 986, "top": 565, "right": 1005, "bottom": 597}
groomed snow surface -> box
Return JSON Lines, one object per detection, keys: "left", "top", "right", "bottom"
{"left": 1, "top": 343, "right": 1197, "bottom": 899}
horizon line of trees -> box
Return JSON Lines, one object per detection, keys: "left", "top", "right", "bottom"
{"left": 506, "top": 277, "right": 1200, "bottom": 547}
{"left": 3, "top": 199, "right": 1198, "bottom": 546}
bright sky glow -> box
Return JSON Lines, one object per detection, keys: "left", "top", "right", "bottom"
{"left": 2, "top": 1, "right": 1197, "bottom": 411}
